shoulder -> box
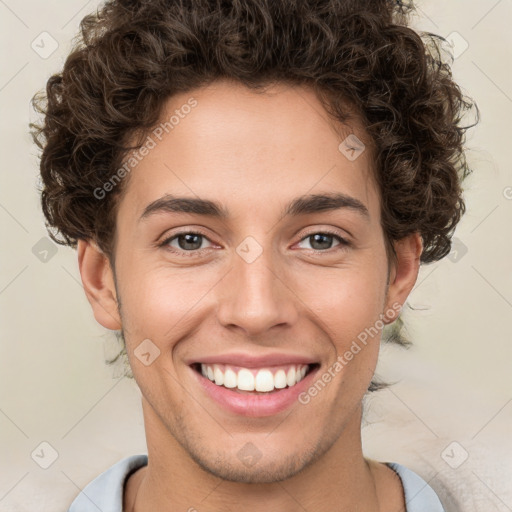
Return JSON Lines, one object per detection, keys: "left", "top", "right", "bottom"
{"left": 67, "top": 454, "right": 148, "bottom": 512}
{"left": 385, "top": 462, "right": 447, "bottom": 512}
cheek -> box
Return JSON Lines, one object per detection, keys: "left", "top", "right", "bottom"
{"left": 117, "top": 269, "right": 214, "bottom": 390}
{"left": 117, "top": 264, "right": 219, "bottom": 340}
{"left": 295, "top": 265, "right": 386, "bottom": 393}
{"left": 299, "top": 265, "right": 386, "bottom": 338}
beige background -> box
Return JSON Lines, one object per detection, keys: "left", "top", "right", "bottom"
{"left": 0, "top": 1, "right": 511, "bottom": 511}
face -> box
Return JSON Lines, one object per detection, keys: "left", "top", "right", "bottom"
{"left": 79, "top": 79, "right": 421, "bottom": 484}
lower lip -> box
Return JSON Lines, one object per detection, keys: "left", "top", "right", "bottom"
{"left": 191, "top": 365, "right": 319, "bottom": 417}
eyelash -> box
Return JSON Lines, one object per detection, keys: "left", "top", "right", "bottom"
{"left": 158, "top": 229, "right": 351, "bottom": 257}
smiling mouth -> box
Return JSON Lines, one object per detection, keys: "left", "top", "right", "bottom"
{"left": 191, "top": 362, "right": 320, "bottom": 394}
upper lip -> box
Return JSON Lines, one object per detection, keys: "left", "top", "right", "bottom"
{"left": 187, "top": 352, "right": 318, "bottom": 368}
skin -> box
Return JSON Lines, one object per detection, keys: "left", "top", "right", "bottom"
{"left": 78, "top": 79, "right": 422, "bottom": 511}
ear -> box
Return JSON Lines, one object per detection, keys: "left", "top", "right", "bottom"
{"left": 383, "top": 232, "right": 423, "bottom": 324}
{"left": 77, "top": 239, "right": 122, "bottom": 330}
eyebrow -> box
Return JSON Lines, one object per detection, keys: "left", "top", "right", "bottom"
{"left": 139, "top": 192, "right": 370, "bottom": 222}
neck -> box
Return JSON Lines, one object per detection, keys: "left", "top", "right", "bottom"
{"left": 128, "top": 399, "right": 388, "bottom": 512}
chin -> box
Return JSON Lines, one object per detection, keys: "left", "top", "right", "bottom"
{"left": 193, "top": 456, "right": 306, "bottom": 484}
{"left": 185, "top": 439, "right": 327, "bottom": 484}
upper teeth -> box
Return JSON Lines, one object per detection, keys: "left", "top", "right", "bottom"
{"left": 200, "top": 363, "right": 309, "bottom": 392}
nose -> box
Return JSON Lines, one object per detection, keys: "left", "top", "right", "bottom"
{"left": 215, "top": 241, "right": 299, "bottom": 338}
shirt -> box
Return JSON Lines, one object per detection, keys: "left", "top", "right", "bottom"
{"left": 67, "top": 454, "right": 446, "bottom": 511}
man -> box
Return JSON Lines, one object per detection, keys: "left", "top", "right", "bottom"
{"left": 31, "top": 0, "right": 475, "bottom": 510}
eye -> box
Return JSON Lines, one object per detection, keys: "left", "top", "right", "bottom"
{"left": 296, "top": 231, "right": 350, "bottom": 252}
{"left": 158, "top": 229, "right": 351, "bottom": 257}
{"left": 160, "top": 231, "right": 214, "bottom": 255}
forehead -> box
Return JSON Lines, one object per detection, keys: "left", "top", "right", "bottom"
{"left": 118, "top": 80, "right": 380, "bottom": 223}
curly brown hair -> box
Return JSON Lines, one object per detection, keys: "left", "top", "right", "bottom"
{"left": 30, "top": 0, "right": 477, "bottom": 382}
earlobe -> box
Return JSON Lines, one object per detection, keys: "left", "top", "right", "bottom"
{"left": 77, "top": 239, "right": 122, "bottom": 330}
{"left": 384, "top": 232, "right": 423, "bottom": 323}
